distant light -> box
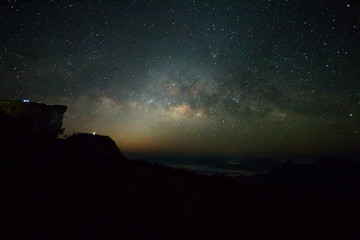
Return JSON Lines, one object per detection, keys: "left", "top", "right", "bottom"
{"left": 93, "top": 132, "right": 96, "bottom": 135}
{"left": 23, "top": 99, "right": 30, "bottom": 103}
{"left": 350, "top": 113, "right": 353, "bottom": 117}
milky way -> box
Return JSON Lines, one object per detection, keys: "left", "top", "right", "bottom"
{"left": 1, "top": 1, "right": 359, "bottom": 155}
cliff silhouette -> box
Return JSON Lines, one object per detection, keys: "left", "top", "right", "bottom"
{"left": 1, "top": 100, "right": 360, "bottom": 240}
{"left": 0, "top": 99, "right": 67, "bottom": 141}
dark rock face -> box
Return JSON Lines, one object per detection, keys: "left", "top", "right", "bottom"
{"left": 0, "top": 100, "right": 125, "bottom": 161}
{"left": 0, "top": 100, "right": 67, "bottom": 140}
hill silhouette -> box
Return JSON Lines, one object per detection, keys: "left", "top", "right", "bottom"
{"left": 65, "top": 133, "right": 124, "bottom": 157}
{"left": 1, "top": 100, "right": 360, "bottom": 239}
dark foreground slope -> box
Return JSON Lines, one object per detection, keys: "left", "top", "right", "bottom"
{"left": 2, "top": 138, "right": 360, "bottom": 240}
{"left": 246, "top": 157, "right": 360, "bottom": 200}
{"left": 1, "top": 101, "right": 360, "bottom": 239}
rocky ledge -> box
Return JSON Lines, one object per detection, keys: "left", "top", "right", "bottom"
{"left": 0, "top": 99, "right": 67, "bottom": 140}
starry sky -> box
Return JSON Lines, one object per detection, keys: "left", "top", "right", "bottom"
{"left": 1, "top": 0, "right": 359, "bottom": 155}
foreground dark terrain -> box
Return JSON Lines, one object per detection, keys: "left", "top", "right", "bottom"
{"left": 1, "top": 101, "right": 360, "bottom": 239}
{"left": 2, "top": 137, "right": 360, "bottom": 240}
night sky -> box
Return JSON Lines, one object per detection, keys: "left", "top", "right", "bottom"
{"left": 1, "top": 0, "right": 359, "bottom": 155}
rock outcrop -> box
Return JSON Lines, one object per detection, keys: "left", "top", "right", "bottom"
{"left": 0, "top": 99, "right": 67, "bottom": 140}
